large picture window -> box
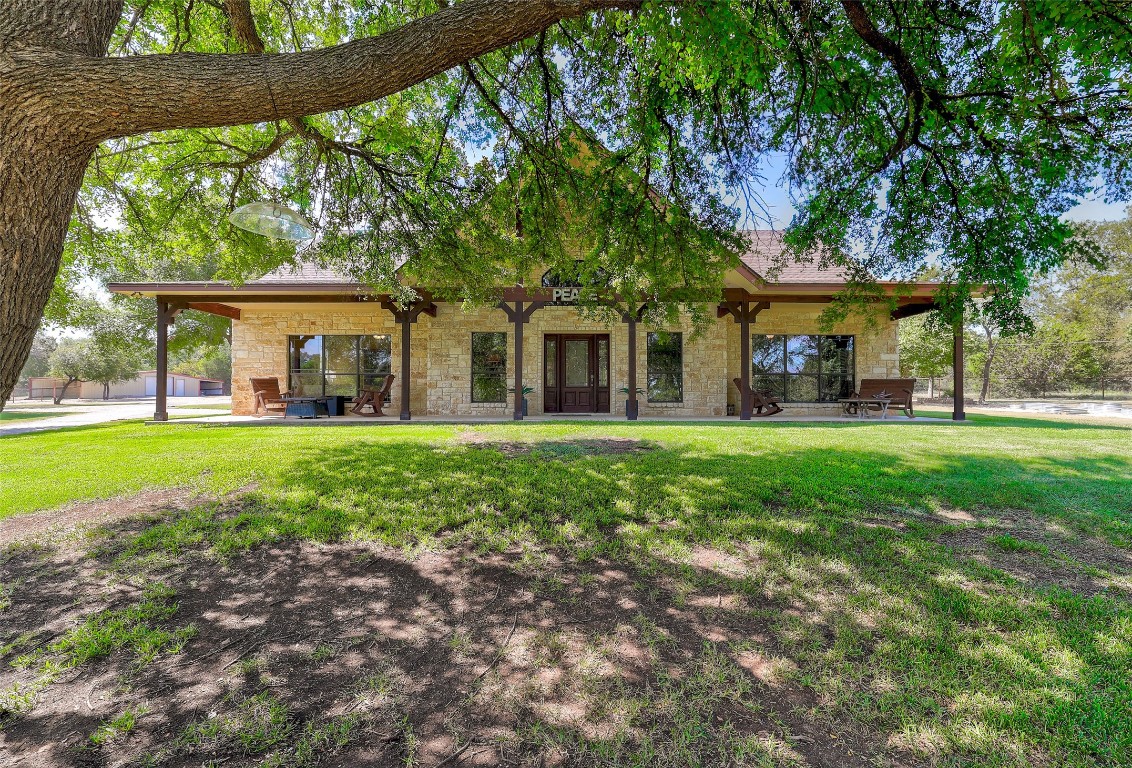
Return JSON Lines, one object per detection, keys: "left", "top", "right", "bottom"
{"left": 288, "top": 335, "right": 391, "bottom": 397}
{"left": 752, "top": 334, "right": 854, "bottom": 402}
{"left": 471, "top": 332, "right": 508, "bottom": 403}
{"left": 647, "top": 331, "right": 683, "bottom": 402}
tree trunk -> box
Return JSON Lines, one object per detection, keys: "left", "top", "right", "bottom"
{"left": 53, "top": 376, "right": 78, "bottom": 405}
{"left": 979, "top": 328, "right": 996, "bottom": 404}
{"left": 103, "top": 381, "right": 110, "bottom": 400}
{"left": 0, "top": 138, "right": 95, "bottom": 411}
{"left": 0, "top": 0, "right": 120, "bottom": 411}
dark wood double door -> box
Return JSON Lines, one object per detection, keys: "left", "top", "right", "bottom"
{"left": 543, "top": 334, "right": 611, "bottom": 413}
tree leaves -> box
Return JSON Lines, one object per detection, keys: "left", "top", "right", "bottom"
{"left": 67, "top": 0, "right": 1132, "bottom": 332}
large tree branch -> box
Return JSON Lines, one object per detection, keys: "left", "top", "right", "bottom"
{"left": 840, "top": 0, "right": 926, "bottom": 171}
{"left": 10, "top": 0, "right": 642, "bottom": 143}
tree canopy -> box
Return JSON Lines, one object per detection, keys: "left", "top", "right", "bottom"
{"left": 3, "top": 0, "right": 1132, "bottom": 407}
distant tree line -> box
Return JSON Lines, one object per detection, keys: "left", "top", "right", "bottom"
{"left": 901, "top": 212, "right": 1132, "bottom": 401}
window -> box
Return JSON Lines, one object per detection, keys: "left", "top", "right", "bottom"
{"left": 471, "top": 332, "right": 507, "bottom": 403}
{"left": 752, "top": 334, "right": 854, "bottom": 402}
{"left": 288, "top": 335, "right": 391, "bottom": 398}
{"left": 647, "top": 331, "right": 683, "bottom": 402}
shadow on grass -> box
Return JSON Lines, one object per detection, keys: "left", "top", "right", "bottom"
{"left": 2, "top": 436, "right": 1130, "bottom": 767}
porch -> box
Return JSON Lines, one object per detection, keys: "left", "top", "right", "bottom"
{"left": 157, "top": 410, "right": 957, "bottom": 426}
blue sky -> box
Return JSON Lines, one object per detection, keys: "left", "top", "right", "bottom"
{"left": 744, "top": 153, "right": 1129, "bottom": 229}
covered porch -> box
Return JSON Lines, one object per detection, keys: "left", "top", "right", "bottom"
{"left": 110, "top": 246, "right": 969, "bottom": 424}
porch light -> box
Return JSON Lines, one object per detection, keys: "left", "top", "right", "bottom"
{"left": 228, "top": 202, "right": 314, "bottom": 240}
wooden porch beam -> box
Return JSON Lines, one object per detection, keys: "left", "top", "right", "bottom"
{"left": 185, "top": 302, "right": 242, "bottom": 320}
{"left": 891, "top": 301, "right": 939, "bottom": 320}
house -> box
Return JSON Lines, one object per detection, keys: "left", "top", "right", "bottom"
{"left": 28, "top": 371, "right": 224, "bottom": 400}
{"left": 110, "top": 231, "right": 962, "bottom": 421}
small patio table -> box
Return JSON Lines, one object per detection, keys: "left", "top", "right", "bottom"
{"left": 281, "top": 396, "right": 330, "bottom": 419}
{"left": 838, "top": 397, "right": 893, "bottom": 420}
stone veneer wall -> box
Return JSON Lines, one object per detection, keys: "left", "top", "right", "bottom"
{"left": 231, "top": 301, "right": 899, "bottom": 417}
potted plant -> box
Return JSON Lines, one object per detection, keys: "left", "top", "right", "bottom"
{"left": 618, "top": 386, "right": 644, "bottom": 421}
{"left": 507, "top": 384, "right": 535, "bottom": 416}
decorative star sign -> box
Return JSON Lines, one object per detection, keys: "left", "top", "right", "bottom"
{"left": 875, "top": 391, "right": 892, "bottom": 400}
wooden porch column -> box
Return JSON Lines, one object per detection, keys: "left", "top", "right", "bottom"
{"left": 154, "top": 299, "right": 169, "bottom": 422}
{"left": 952, "top": 312, "right": 966, "bottom": 422}
{"left": 399, "top": 318, "right": 412, "bottom": 420}
{"left": 739, "top": 306, "right": 752, "bottom": 420}
{"left": 381, "top": 293, "right": 437, "bottom": 422}
{"left": 496, "top": 296, "right": 545, "bottom": 421}
{"left": 620, "top": 304, "right": 646, "bottom": 420}
{"left": 718, "top": 299, "right": 769, "bottom": 420}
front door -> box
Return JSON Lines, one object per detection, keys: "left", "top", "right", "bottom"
{"left": 544, "top": 334, "right": 610, "bottom": 413}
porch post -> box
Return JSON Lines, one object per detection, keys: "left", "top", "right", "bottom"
{"left": 399, "top": 317, "right": 412, "bottom": 421}
{"left": 626, "top": 314, "right": 638, "bottom": 420}
{"left": 952, "top": 312, "right": 965, "bottom": 422}
{"left": 739, "top": 304, "right": 752, "bottom": 420}
{"left": 154, "top": 299, "right": 169, "bottom": 422}
{"left": 513, "top": 300, "right": 525, "bottom": 421}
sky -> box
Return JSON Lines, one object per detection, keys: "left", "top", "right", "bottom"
{"left": 744, "top": 153, "right": 1129, "bottom": 229}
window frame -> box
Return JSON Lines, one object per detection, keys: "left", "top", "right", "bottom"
{"left": 288, "top": 334, "right": 392, "bottom": 399}
{"left": 470, "top": 331, "right": 508, "bottom": 403}
{"left": 646, "top": 331, "right": 684, "bottom": 403}
{"left": 751, "top": 334, "right": 855, "bottom": 403}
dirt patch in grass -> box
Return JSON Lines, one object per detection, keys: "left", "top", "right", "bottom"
{"left": 0, "top": 487, "right": 214, "bottom": 546}
{"left": 457, "top": 430, "right": 654, "bottom": 458}
{"left": 1, "top": 510, "right": 879, "bottom": 768}
{"left": 935, "top": 508, "right": 1132, "bottom": 600}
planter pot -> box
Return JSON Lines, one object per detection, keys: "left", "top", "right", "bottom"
{"left": 522, "top": 397, "right": 529, "bottom": 417}
{"left": 626, "top": 399, "right": 638, "bottom": 421}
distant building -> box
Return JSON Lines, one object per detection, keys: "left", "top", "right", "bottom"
{"left": 27, "top": 371, "right": 224, "bottom": 400}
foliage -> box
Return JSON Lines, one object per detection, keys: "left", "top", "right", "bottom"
{"left": 959, "top": 211, "right": 1132, "bottom": 399}
{"left": 172, "top": 342, "right": 232, "bottom": 388}
{"left": 46, "top": 338, "right": 96, "bottom": 402}
{"left": 16, "top": 331, "right": 56, "bottom": 388}
{"left": 60, "top": 1, "right": 1132, "bottom": 331}
{"left": 1, "top": 418, "right": 1130, "bottom": 765}
{"left": 898, "top": 315, "right": 952, "bottom": 396}
{"left": 45, "top": 321, "right": 145, "bottom": 402}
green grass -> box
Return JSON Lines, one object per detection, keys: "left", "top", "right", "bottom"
{"left": 0, "top": 410, "right": 61, "bottom": 421}
{"left": 988, "top": 533, "right": 1051, "bottom": 555}
{"left": 1, "top": 415, "right": 1131, "bottom": 766}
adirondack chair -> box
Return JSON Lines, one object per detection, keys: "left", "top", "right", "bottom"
{"left": 852, "top": 378, "right": 917, "bottom": 418}
{"left": 250, "top": 377, "right": 289, "bottom": 416}
{"left": 732, "top": 378, "right": 784, "bottom": 417}
{"left": 351, "top": 374, "right": 395, "bottom": 416}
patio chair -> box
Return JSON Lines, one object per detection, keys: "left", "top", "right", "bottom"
{"left": 732, "top": 378, "right": 783, "bottom": 417}
{"left": 852, "top": 378, "right": 917, "bottom": 418}
{"left": 351, "top": 374, "right": 395, "bottom": 417}
{"left": 250, "top": 377, "right": 290, "bottom": 416}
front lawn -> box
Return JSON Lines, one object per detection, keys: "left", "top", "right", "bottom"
{"left": 0, "top": 410, "right": 61, "bottom": 421}
{"left": 1, "top": 418, "right": 1129, "bottom": 767}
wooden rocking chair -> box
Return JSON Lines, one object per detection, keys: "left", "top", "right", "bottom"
{"left": 250, "top": 377, "right": 289, "bottom": 416}
{"left": 351, "top": 374, "right": 395, "bottom": 416}
{"left": 732, "top": 378, "right": 784, "bottom": 417}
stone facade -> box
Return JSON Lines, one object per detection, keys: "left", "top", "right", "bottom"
{"left": 231, "top": 301, "right": 900, "bottom": 417}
